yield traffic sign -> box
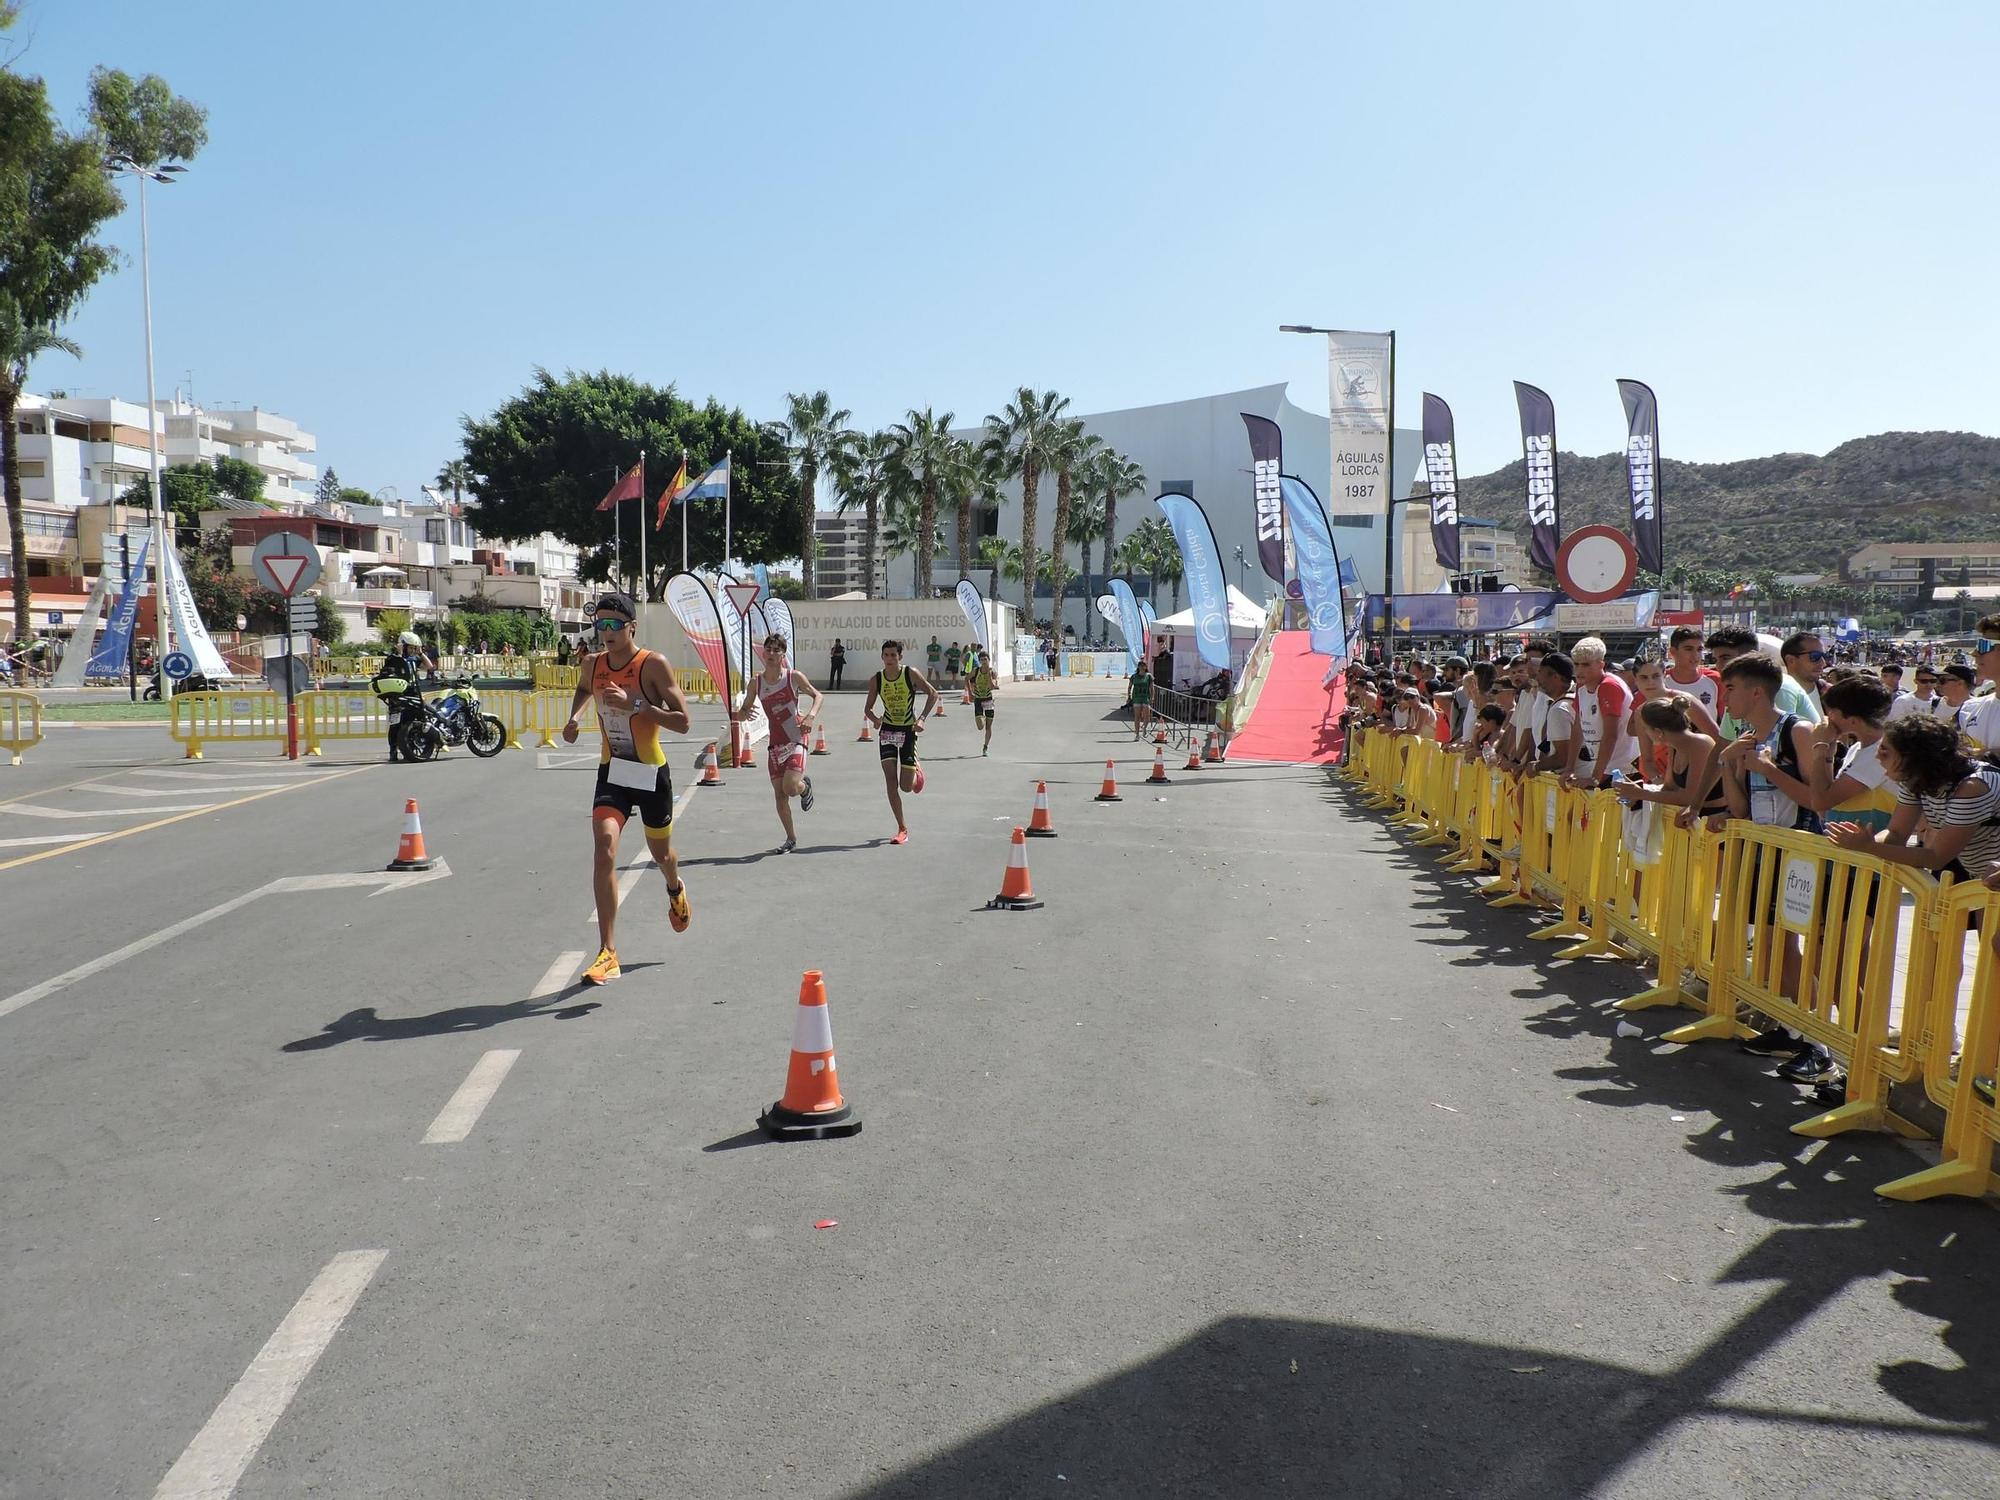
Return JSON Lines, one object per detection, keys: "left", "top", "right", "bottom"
{"left": 723, "top": 581, "right": 761, "bottom": 618}
{"left": 251, "top": 531, "right": 323, "bottom": 598}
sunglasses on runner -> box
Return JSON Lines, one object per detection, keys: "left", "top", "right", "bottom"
{"left": 592, "top": 618, "right": 629, "bottom": 633}
{"left": 1977, "top": 639, "right": 2000, "bottom": 656}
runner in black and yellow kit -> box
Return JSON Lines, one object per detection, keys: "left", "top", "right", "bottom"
{"left": 561, "top": 593, "right": 693, "bottom": 984}
{"left": 967, "top": 646, "right": 998, "bottom": 756}
{"left": 862, "top": 638, "right": 942, "bottom": 845}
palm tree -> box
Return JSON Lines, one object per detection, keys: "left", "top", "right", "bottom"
{"left": 1043, "top": 418, "right": 1098, "bottom": 643}
{"left": 878, "top": 472, "right": 925, "bottom": 580}
{"left": 1065, "top": 492, "right": 1106, "bottom": 643}
{"left": 1115, "top": 532, "right": 1155, "bottom": 601}
{"left": 982, "top": 387, "right": 1070, "bottom": 624}
{"left": 885, "top": 407, "right": 957, "bottom": 599}
{"left": 956, "top": 443, "right": 1001, "bottom": 584}
{"left": 1094, "top": 449, "right": 1147, "bottom": 613}
{"left": 829, "top": 429, "right": 893, "bottom": 598}
{"left": 434, "top": 458, "right": 473, "bottom": 509}
{"left": 976, "top": 535, "right": 1020, "bottom": 604}
{"left": 1, "top": 318, "right": 83, "bottom": 639}
{"left": 775, "top": 391, "right": 853, "bottom": 596}
{"left": 1125, "top": 516, "right": 1182, "bottom": 612}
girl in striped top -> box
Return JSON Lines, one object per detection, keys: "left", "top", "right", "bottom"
{"left": 1825, "top": 714, "right": 2000, "bottom": 883}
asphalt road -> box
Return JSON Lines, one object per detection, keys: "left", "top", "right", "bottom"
{"left": 2, "top": 680, "right": 1996, "bottom": 1499}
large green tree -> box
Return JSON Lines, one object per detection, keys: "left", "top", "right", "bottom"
{"left": 982, "top": 387, "right": 1070, "bottom": 623}
{"left": 829, "top": 428, "right": 894, "bottom": 599}
{"left": 459, "top": 368, "right": 796, "bottom": 600}
{"left": 1092, "top": 448, "right": 1147, "bottom": 607}
{"left": 0, "top": 64, "right": 121, "bottom": 636}
{"left": 434, "top": 458, "right": 472, "bottom": 508}
{"left": 885, "top": 407, "right": 958, "bottom": 599}
{"left": 1044, "top": 416, "right": 1096, "bottom": 639}
{"left": 773, "top": 391, "right": 851, "bottom": 598}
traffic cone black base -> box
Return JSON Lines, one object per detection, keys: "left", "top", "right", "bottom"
{"left": 758, "top": 1100, "right": 862, "bottom": 1141}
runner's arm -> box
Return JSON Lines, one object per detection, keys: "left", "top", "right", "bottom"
{"left": 640, "top": 656, "right": 692, "bottom": 736}
{"left": 911, "top": 669, "right": 942, "bottom": 722}
{"left": 863, "top": 674, "right": 881, "bottom": 725}
{"left": 565, "top": 655, "right": 594, "bottom": 729}
{"left": 792, "top": 670, "right": 824, "bottom": 724}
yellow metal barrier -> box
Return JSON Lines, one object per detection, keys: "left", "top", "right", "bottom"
{"left": 1879, "top": 880, "right": 2000, "bottom": 1199}
{"left": 532, "top": 662, "right": 580, "bottom": 692}
{"left": 298, "top": 690, "right": 389, "bottom": 753}
{"left": 1, "top": 689, "right": 43, "bottom": 765}
{"left": 170, "top": 690, "right": 286, "bottom": 759}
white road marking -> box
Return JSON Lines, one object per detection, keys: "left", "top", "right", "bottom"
{"left": 532, "top": 950, "right": 587, "bottom": 998}
{"left": 152, "top": 1249, "right": 387, "bottom": 1500}
{"left": 536, "top": 751, "right": 599, "bottom": 771}
{"left": 78, "top": 781, "right": 305, "bottom": 798}
{"left": 133, "top": 766, "right": 331, "bottom": 782}
{"left": 1, "top": 801, "right": 216, "bottom": 819}
{"left": 0, "top": 833, "right": 111, "bottom": 849}
{"left": 422, "top": 1049, "right": 521, "bottom": 1144}
{"left": 0, "top": 863, "right": 452, "bottom": 1022}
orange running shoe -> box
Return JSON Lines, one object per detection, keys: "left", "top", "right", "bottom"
{"left": 582, "top": 947, "right": 621, "bottom": 986}
{"left": 667, "top": 882, "right": 691, "bottom": 933}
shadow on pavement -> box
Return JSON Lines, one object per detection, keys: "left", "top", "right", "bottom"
{"left": 1309, "top": 765, "right": 2000, "bottom": 1460}
{"left": 276, "top": 972, "right": 665, "bottom": 1049}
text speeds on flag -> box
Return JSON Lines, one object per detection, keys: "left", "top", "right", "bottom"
{"left": 250, "top": 532, "right": 323, "bottom": 597}
{"left": 1555, "top": 525, "right": 1639, "bottom": 605}
{"left": 723, "top": 581, "right": 762, "bottom": 618}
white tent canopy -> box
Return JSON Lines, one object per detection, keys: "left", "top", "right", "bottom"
{"left": 1152, "top": 583, "right": 1268, "bottom": 639}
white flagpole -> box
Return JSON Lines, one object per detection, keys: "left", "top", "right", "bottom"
{"left": 681, "top": 447, "right": 689, "bottom": 573}
{"left": 638, "top": 449, "right": 647, "bottom": 606}
{"left": 723, "top": 448, "right": 733, "bottom": 571}
{"left": 610, "top": 466, "right": 621, "bottom": 597}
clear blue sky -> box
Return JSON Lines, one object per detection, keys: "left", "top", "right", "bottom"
{"left": 15, "top": 0, "right": 1999, "bottom": 495}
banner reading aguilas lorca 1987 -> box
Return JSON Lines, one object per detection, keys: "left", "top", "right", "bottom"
{"left": 1326, "top": 332, "right": 1393, "bottom": 519}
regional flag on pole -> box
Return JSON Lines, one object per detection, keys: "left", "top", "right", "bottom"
{"left": 680, "top": 455, "right": 731, "bottom": 503}
{"left": 596, "top": 462, "right": 642, "bottom": 513}
{"left": 654, "top": 458, "right": 689, "bottom": 532}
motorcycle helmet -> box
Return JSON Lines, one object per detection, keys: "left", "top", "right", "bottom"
{"left": 399, "top": 631, "right": 422, "bottom": 647}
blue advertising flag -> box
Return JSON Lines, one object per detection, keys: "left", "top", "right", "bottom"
{"left": 1107, "top": 578, "right": 1146, "bottom": 671}
{"left": 87, "top": 533, "right": 151, "bottom": 678}
{"left": 1277, "top": 475, "right": 1347, "bottom": 657}
{"left": 1154, "top": 492, "right": 1231, "bottom": 672}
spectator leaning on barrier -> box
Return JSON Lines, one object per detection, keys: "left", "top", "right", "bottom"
{"left": 1616, "top": 694, "right": 1725, "bottom": 826}
{"left": 1525, "top": 651, "right": 1576, "bottom": 776}
{"left": 1503, "top": 639, "right": 1553, "bottom": 772}
{"left": 1827, "top": 714, "right": 2000, "bottom": 887}
{"left": 1566, "top": 636, "right": 1636, "bottom": 787}
{"left": 1780, "top": 632, "right": 1827, "bottom": 724}
{"left": 1718, "top": 654, "right": 1819, "bottom": 832}
{"left": 1807, "top": 675, "right": 1896, "bottom": 833}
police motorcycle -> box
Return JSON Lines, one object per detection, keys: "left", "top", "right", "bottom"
{"left": 424, "top": 675, "right": 508, "bottom": 758}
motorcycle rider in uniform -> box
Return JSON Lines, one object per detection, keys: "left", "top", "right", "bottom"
{"left": 375, "top": 630, "right": 434, "bottom": 762}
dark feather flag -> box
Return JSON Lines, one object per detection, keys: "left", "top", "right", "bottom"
{"left": 1420, "top": 394, "right": 1462, "bottom": 574}
{"left": 1513, "top": 382, "right": 1560, "bottom": 574}
{"left": 1618, "top": 379, "right": 1662, "bottom": 576}
{"left": 1240, "top": 413, "right": 1288, "bottom": 586}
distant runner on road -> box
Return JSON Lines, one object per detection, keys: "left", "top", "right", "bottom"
{"left": 1128, "top": 659, "right": 1153, "bottom": 740}
{"left": 738, "top": 632, "right": 823, "bottom": 852}
{"left": 561, "top": 592, "right": 692, "bottom": 985}
{"left": 864, "top": 639, "right": 941, "bottom": 844}
{"left": 967, "top": 646, "right": 998, "bottom": 756}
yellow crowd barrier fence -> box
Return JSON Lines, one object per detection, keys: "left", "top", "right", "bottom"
{"left": 1, "top": 689, "right": 43, "bottom": 765}
{"left": 1344, "top": 723, "right": 2000, "bottom": 1203}
{"left": 171, "top": 691, "right": 287, "bottom": 759}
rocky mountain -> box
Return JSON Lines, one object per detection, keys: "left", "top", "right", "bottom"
{"left": 1455, "top": 431, "right": 2000, "bottom": 576}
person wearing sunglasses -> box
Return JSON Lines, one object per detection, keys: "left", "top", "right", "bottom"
{"left": 561, "top": 593, "right": 693, "bottom": 985}
{"left": 1778, "top": 632, "right": 1827, "bottom": 725}
{"left": 1889, "top": 667, "right": 1942, "bottom": 721}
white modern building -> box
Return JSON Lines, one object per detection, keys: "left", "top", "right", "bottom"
{"left": 12, "top": 392, "right": 318, "bottom": 510}
{"left": 879, "top": 383, "right": 1421, "bottom": 641}
{"left": 812, "top": 510, "right": 886, "bottom": 598}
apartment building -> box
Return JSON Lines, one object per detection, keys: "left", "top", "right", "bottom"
{"left": 12, "top": 392, "right": 317, "bottom": 510}
{"left": 812, "top": 511, "right": 886, "bottom": 599}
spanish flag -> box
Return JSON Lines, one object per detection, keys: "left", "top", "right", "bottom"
{"left": 654, "top": 458, "right": 690, "bottom": 532}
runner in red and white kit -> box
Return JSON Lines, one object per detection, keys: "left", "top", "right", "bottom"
{"left": 1663, "top": 625, "right": 1722, "bottom": 721}
{"left": 736, "top": 633, "right": 825, "bottom": 852}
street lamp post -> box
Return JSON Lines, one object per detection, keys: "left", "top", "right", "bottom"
{"left": 1232, "top": 544, "right": 1247, "bottom": 598}
{"left": 105, "top": 154, "right": 185, "bottom": 704}
{"left": 1281, "top": 323, "right": 1397, "bottom": 662}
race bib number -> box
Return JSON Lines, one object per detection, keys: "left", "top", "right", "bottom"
{"left": 600, "top": 703, "right": 637, "bottom": 760}
{"left": 607, "top": 756, "right": 656, "bottom": 791}
{"left": 879, "top": 729, "right": 907, "bottom": 749}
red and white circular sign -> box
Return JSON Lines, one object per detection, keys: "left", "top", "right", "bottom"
{"left": 1555, "top": 525, "right": 1638, "bottom": 604}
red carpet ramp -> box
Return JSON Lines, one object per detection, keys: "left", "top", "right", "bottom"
{"left": 1227, "top": 631, "right": 1345, "bottom": 765}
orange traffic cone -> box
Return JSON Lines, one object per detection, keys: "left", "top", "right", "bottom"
{"left": 1184, "top": 742, "right": 1203, "bottom": 771}
{"left": 1153, "top": 729, "right": 1168, "bottom": 745}
{"left": 934, "top": 695, "right": 946, "bottom": 718}
{"left": 1094, "top": 760, "right": 1122, "bottom": 802}
{"left": 697, "top": 741, "right": 723, "bottom": 786}
{"left": 1203, "top": 729, "right": 1223, "bottom": 763}
{"left": 388, "top": 798, "right": 434, "bottom": 871}
{"left": 758, "top": 971, "right": 862, "bottom": 1141}
{"left": 1148, "top": 745, "right": 1172, "bottom": 784}
{"left": 962, "top": 683, "right": 973, "bottom": 706}
{"left": 1026, "top": 780, "right": 1058, "bottom": 837}
{"left": 857, "top": 715, "right": 873, "bottom": 742}
{"left": 811, "top": 722, "right": 830, "bottom": 756}
{"left": 988, "top": 826, "right": 1044, "bottom": 910}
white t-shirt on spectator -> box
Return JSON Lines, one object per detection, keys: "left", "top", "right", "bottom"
{"left": 1888, "top": 692, "right": 1941, "bottom": 722}
{"left": 1510, "top": 686, "right": 1543, "bottom": 751}
{"left": 1951, "top": 696, "right": 2000, "bottom": 752}
{"left": 1529, "top": 693, "right": 1574, "bottom": 762}
{"left": 1574, "top": 675, "right": 1636, "bottom": 775}
{"left": 1836, "top": 740, "right": 1889, "bottom": 793}
{"left": 1663, "top": 666, "right": 1721, "bottom": 721}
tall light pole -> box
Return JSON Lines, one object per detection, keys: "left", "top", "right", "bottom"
{"left": 1281, "top": 323, "right": 1397, "bottom": 659}
{"left": 105, "top": 154, "right": 185, "bottom": 702}
{"left": 1232, "top": 543, "right": 1248, "bottom": 598}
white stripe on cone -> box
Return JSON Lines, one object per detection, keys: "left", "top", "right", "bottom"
{"left": 792, "top": 1003, "right": 835, "bottom": 1054}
